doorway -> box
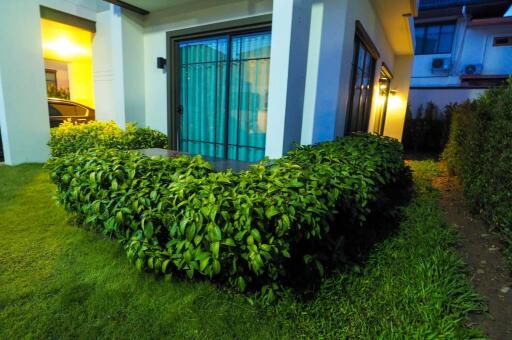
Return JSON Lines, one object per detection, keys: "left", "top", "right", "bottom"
{"left": 172, "top": 27, "right": 271, "bottom": 162}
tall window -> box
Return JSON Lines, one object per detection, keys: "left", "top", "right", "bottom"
{"left": 415, "top": 23, "right": 455, "bottom": 55}
{"left": 346, "top": 22, "right": 378, "bottom": 134}
{"left": 176, "top": 31, "right": 270, "bottom": 162}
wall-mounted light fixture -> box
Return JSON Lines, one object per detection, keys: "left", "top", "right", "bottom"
{"left": 157, "top": 57, "right": 167, "bottom": 69}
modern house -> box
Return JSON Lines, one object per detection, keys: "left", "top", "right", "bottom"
{"left": 409, "top": 0, "right": 512, "bottom": 115}
{"left": 0, "top": 0, "right": 417, "bottom": 165}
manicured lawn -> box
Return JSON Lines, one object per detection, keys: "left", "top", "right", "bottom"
{"left": 0, "top": 162, "right": 482, "bottom": 338}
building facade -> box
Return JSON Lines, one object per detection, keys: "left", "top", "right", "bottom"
{"left": 0, "top": 0, "right": 417, "bottom": 165}
{"left": 409, "top": 0, "right": 512, "bottom": 115}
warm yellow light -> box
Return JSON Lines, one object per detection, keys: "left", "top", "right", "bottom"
{"left": 44, "top": 37, "right": 88, "bottom": 57}
{"left": 388, "top": 94, "right": 403, "bottom": 111}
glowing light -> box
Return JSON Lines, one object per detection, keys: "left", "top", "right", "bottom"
{"left": 388, "top": 94, "right": 403, "bottom": 111}
{"left": 43, "top": 37, "right": 88, "bottom": 57}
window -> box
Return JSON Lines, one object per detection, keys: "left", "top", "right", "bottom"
{"left": 45, "top": 69, "right": 57, "bottom": 89}
{"left": 346, "top": 22, "right": 378, "bottom": 134}
{"left": 415, "top": 23, "right": 455, "bottom": 54}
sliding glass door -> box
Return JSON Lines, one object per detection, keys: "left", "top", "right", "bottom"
{"left": 177, "top": 31, "right": 271, "bottom": 162}
{"left": 346, "top": 30, "right": 377, "bottom": 134}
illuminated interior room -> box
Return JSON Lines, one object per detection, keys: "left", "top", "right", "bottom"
{"left": 41, "top": 18, "right": 95, "bottom": 108}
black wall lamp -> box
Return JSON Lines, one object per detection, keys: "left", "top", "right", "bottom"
{"left": 157, "top": 57, "right": 167, "bottom": 69}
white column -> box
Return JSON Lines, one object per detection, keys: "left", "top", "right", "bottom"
{"left": 310, "top": 0, "right": 348, "bottom": 142}
{"left": 0, "top": 1, "right": 50, "bottom": 165}
{"left": 265, "top": 0, "right": 311, "bottom": 158}
{"left": 93, "top": 5, "right": 126, "bottom": 127}
{"left": 121, "top": 10, "right": 146, "bottom": 126}
{"left": 301, "top": 2, "right": 324, "bottom": 145}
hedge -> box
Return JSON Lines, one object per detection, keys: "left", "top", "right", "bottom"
{"left": 48, "top": 120, "right": 167, "bottom": 157}
{"left": 47, "top": 133, "right": 410, "bottom": 302}
{"left": 442, "top": 79, "right": 512, "bottom": 259}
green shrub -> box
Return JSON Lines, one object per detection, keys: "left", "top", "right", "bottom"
{"left": 442, "top": 80, "right": 512, "bottom": 260}
{"left": 46, "top": 134, "right": 409, "bottom": 302}
{"left": 48, "top": 120, "right": 167, "bottom": 157}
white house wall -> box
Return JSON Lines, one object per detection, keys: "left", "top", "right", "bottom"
{"left": 410, "top": 15, "right": 512, "bottom": 114}
{"left": 121, "top": 9, "right": 146, "bottom": 126}
{"left": 408, "top": 88, "right": 485, "bottom": 115}
{"left": 0, "top": 1, "right": 51, "bottom": 164}
{"left": 39, "top": 0, "right": 97, "bottom": 21}
{"left": 461, "top": 25, "right": 512, "bottom": 75}
{"left": 336, "top": 0, "right": 405, "bottom": 139}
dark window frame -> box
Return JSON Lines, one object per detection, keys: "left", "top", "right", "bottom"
{"left": 345, "top": 21, "right": 379, "bottom": 135}
{"left": 414, "top": 21, "right": 456, "bottom": 55}
{"left": 166, "top": 15, "right": 272, "bottom": 151}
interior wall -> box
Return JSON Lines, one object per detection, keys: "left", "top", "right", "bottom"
{"left": 44, "top": 59, "right": 70, "bottom": 90}
{"left": 41, "top": 18, "right": 95, "bottom": 107}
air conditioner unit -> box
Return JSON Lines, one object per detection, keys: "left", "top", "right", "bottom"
{"left": 462, "top": 64, "right": 483, "bottom": 75}
{"left": 431, "top": 58, "right": 451, "bottom": 74}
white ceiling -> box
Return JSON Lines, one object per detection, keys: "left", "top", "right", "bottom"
{"left": 120, "top": 0, "right": 196, "bottom": 12}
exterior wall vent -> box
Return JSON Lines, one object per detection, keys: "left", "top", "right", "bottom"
{"left": 431, "top": 58, "right": 451, "bottom": 74}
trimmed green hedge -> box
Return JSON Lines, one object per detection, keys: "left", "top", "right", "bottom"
{"left": 443, "top": 80, "right": 512, "bottom": 259}
{"left": 48, "top": 121, "right": 167, "bottom": 157}
{"left": 47, "top": 133, "right": 409, "bottom": 301}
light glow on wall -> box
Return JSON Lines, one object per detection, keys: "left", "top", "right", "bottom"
{"left": 387, "top": 91, "right": 403, "bottom": 112}
{"left": 44, "top": 37, "right": 89, "bottom": 58}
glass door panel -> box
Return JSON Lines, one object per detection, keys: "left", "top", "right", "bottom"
{"left": 228, "top": 32, "right": 270, "bottom": 162}
{"left": 346, "top": 38, "right": 376, "bottom": 134}
{"left": 179, "top": 36, "right": 228, "bottom": 158}
{"left": 177, "top": 31, "right": 271, "bottom": 162}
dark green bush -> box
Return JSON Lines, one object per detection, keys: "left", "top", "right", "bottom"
{"left": 46, "top": 134, "right": 409, "bottom": 301}
{"left": 48, "top": 121, "right": 167, "bottom": 157}
{"left": 442, "top": 80, "right": 512, "bottom": 260}
{"left": 402, "top": 101, "right": 453, "bottom": 153}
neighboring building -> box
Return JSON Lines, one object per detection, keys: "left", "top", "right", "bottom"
{"left": 409, "top": 0, "right": 512, "bottom": 115}
{"left": 0, "top": 0, "right": 417, "bottom": 165}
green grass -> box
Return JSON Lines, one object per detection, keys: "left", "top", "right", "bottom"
{"left": 0, "top": 162, "right": 482, "bottom": 338}
{"left": 275, "top": 161, "right": 483, "bottom": 338}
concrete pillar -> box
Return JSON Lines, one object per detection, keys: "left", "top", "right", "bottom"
{"left": 121, "top": 10, "right": 146, "bottom": 127}
{"left": 93, "top": 5, "right": 126, "bottom": 127}
{"left": 0, "top": 1, "right": 50, "bottom": 165}
{"left": 310, "top": 0, "right": 348, "bottom": 143}
{"left": 265, "top": 0, "right": 310, "bottom": 158}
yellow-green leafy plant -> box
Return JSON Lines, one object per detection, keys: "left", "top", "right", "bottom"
{"left": 48, "top": 120, "right": 167, "bottom": 157}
